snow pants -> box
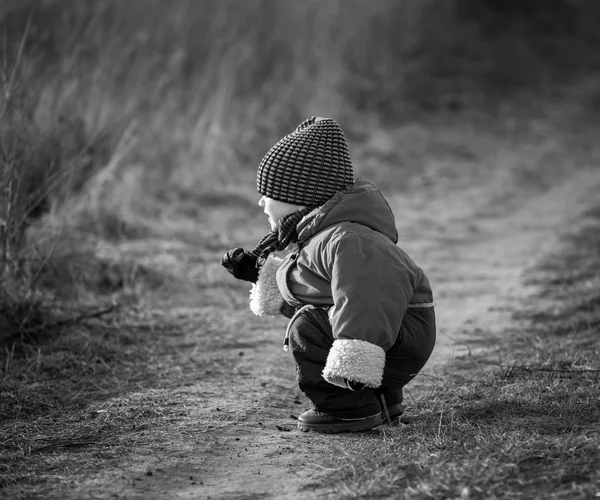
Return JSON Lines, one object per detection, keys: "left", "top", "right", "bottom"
{"left": 287, "top": 305, "right": 436, "bottom": 419}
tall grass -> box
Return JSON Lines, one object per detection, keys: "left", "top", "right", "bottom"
{"left": 3, "top": 0, "right": 599, "bottom": 192}
{"left": 1, "top": 0, "right": 600, "bottom": 323}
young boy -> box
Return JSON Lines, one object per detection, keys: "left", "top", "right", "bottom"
{"left": 222, "top": 117, "right": 436, "bottom": 433}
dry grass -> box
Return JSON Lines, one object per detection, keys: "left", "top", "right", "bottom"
{"left": 2, "top": 0, "right": 600, "bottom": 217}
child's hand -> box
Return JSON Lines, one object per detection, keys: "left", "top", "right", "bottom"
{"left": 221, "top": 248, "right": 260, "bottom": 283}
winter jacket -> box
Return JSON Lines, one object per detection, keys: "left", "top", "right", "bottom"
{"left": 249, "top": 178, "right": 434, "bottom": 389}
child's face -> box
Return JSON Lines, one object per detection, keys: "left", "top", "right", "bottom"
{"left": 258, "top": 196, "right": 300, "bottom": 230}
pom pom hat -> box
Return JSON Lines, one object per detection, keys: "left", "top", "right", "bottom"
{"left": 257, "top": 117, "right": 354, "bottom": 207}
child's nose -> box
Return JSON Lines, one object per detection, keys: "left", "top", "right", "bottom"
{"left": 258, "top": 196, "right": 265, "bottom": 208}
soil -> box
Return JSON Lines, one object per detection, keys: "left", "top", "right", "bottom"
{"left": 49, "top": 135, "right": 600, "bottom": 499}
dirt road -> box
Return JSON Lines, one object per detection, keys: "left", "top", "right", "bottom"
{"left": 66, "top": 125, "right": 600, "bottom": 500}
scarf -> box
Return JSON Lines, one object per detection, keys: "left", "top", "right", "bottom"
{"left": 250, "top": 207, "right": 314, "bottom": 262}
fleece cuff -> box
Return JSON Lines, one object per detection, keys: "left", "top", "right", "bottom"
{"left": 322, "top": 339, "right": 386, "bottom": 389}
{"left": 249, "top": 256, "right": 285, "bottom": 316}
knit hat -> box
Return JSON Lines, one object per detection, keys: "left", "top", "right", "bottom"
{"left": 257, "top": 117, "right": 354, "bottom": 207}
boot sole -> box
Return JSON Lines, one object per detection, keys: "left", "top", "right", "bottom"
{"left": 297, "top": 414, "right": 383, "bottom": 434}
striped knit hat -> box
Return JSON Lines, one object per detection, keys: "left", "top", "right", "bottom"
{"left": 257, "top": 117, "right": 354, "bottom": 207}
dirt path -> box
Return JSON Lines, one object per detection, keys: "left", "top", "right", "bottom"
{"left": 70, "top": 150, "right": 600, "bottom": 499}
{"left": 396, "top": 166, "right": 600, "bottom": 371}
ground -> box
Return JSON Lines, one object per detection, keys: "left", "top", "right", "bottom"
{"left": 1, "top": 110, "right": 599, "bottom": 499}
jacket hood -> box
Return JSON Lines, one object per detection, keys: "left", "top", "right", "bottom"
{"left": 296, "top": 178, "right": 398, "bottom": 244}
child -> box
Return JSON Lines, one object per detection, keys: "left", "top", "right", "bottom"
{"left": 222, "top": 117, "right": 436, "bottom": 433}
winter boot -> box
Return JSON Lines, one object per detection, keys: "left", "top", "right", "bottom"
{"left": 377, "top": 388, "right": 404, "bottom": 423}
{"left": 297, "top": 409, "right": 383, "bottom": 433}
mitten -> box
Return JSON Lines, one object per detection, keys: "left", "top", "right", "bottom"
{"left": 221, "top": 248, "right": 259, "bottom": 283}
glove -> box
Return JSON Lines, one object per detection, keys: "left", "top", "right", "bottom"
{"left": 221, "top": 248, "right": 260, "bottom": 283}
{"left": 345, "top": 379, "right": 366, "bottom": 391}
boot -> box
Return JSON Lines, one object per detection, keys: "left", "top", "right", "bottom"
{"left": 383, "top": 401, "right": 404, "bottom": 423}
{"left": 377, "top": 388, "right": 404, "bottom": 423}
{"left": 297, "top": 409, "right": 383, "bottom": 433}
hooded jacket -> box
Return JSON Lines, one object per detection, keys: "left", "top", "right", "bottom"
{"left": 249, "top": 178, "right": 434, "bottom": 388}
